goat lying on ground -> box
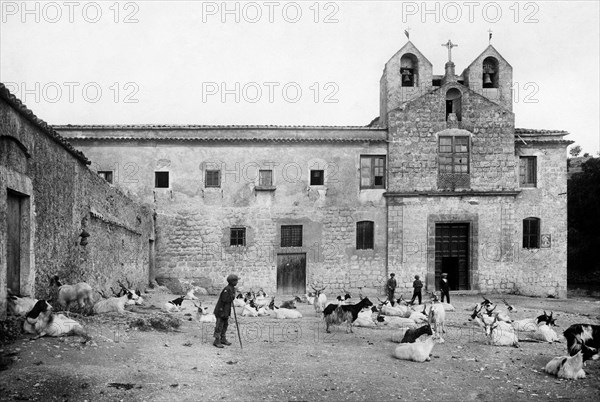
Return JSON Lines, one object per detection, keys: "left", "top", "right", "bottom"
{"left": 274, "top": 308, "right": 302, "bottom": 319}
{"left": 393, "top": 336, "right": 436, "bottom": 362}
{"left": 242, "top": 302, "right": 259, "bottom": 317}
{"left": 379, "top": 300, "right": 409, "bottom": 317}
{"left": 164, "top": 295, "right": 186, "bottom": 312}
{"left": 50, "top": 275, "right": 94, "bottom": 310}
{"left": 7, "top": 291, "right": 38, "bottom": 317}
{"left": 24, "top": 300, "right": 89, "bottom": 340}
{"left": 280, "top": 299, "right": 297, "bottom": 309}
{"left": 323, "top": 297, "right": 373, "bottom": 333}
{"left": 485, "top": 316, "right": 519, "bottom": 348}
{"left": 512, "top": 311, "right": 554, "bottom": 332}
{"left": 94, "top": 289, "right": 138, "bottom": 314}
{"left": 544, "top": 351, "right": 586, "bottom": 379}
{"left": 233, "top": 294, "right": 246, "bottom": 308}
{"left": 353, "top": 308, "right": 377, "bottom": 327}
{"left": 194, "top": 303, "right": 217, "bottom": 323}
{"left": 563, "top": 324, "right": 600, "bottom": 362}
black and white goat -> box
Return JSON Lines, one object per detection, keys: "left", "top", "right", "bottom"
{"left": 401, "top": 324, "right": 434, "bottom": 343}
{"left": 323, "top": 297, "right": 373, "bottom": 333}
{"left": 164, "top": 295, "right": 186, "bottom": 312}
{"left": 544, "top": 351, "right": 586, "bottom": 380}
{"left": 24, "top": 300, "right": 89, "bottom": 340}
{"left": 50, "top": 275, "right": 94, "bottom": 310}
{"left": 94, "top": 288, "right": 138, "bottom": 314}
{"left": 563, "top": 324, "right": 600, "bottom": 362}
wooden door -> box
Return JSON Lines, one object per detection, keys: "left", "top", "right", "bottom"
{"left": 277, "top": 253, "right": 306, "bottom": 295}
{"left": 435, "top": 223, "right": 469, "bottom": 290}
{"left": 7, "top": 191, "right": 22, "bottom": 293}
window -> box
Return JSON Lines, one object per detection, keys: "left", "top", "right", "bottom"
{"left": 205, "top": 170, "right": 221, "bottom": 187}
{"left": 155, "top": 172, "right": 169, "bottom": 188}
{"left": 445, "top": 88, "right": 462, "bottom": 121}
{"left": 310, "top": 170, "right": 324, "bottom": 185}
{"left": 356, "top": 221, "right": 374, "bottom": 250}
{"left": 439, "top": 136, "right": 469, "bottom": 173}
{"left": 519, "top": 157, "right": 537, "bottom": 187}
{"left": 281, "top": 225, "right": 302, "bottom": 247}
{"left": 360, "top": 156, "right": 386, "bottom": 189}
{"left": 259, "top": 170, "right": 273, "bottom": 187}
{"left": 523, "top": 217, "right": 540, "bottom": 249}
{"left": 98, "top": 171, "right": 113, "bottom": 184}
{"left": 230, "top": 227, "right": 246, "bottom": 247}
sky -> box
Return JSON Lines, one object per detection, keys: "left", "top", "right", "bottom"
{"left": 1, "top": 0, "right": 599, "bottom": 155}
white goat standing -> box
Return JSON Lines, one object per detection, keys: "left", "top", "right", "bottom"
{"left": 428, "top": 295, "right": 446, "bottom": 343}
{"left": 50, "top": 275, "right": 94, "bottom": 310}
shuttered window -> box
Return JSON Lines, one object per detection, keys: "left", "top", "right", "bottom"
{"left": 519, "top": 157, "right": 537, "bottom": 187}
{"left": 356, "top": 221, "right": 374, "bottom": 250}
{"left": 523, "top": 217, "right": 540, "bottom": 249}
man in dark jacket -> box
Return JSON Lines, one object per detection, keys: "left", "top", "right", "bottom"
{"left": 410, "top": 275, "right": 423, "bottom": 305}
{"left": 440, "top": 272, "right": 450, "bottom": 303}
{"left": 213, "top": 274, "right": 239, "bottom": 348}
{"left": 386, "top": 273, "right": 397, "bottom": 306}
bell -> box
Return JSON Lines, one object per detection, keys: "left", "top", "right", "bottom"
{"left": 483, "top": 73, "right": 492, "bottom": 85}
{"left": 403, "top": 74, "right": 411, "bottom": 83}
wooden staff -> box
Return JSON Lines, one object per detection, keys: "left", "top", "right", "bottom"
{"left": 232, "top": 301, "right": 243, "bottom": 349}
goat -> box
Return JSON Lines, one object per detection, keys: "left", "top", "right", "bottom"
{"left": 50, "top": 275, "right": 94, "bottom": 310}
{"left": 401, "top": 324, "right": 434, "bottom": 343}
{"left": 428, "top": 293, "right": 446, "bottom": 343}
{"left": 502, "top": 298, "right": 517, "bottom": 313}
{"left": 274, "top": 308, "right": 302, "bottom": 319}
{"left": 311, "top": 284, "right": 327, "bottom": 314}
{"left": 24, "top": 300, "right": 89, "bottom": 340}
{"left": 242, "top": 303, "right": 259, "bottom": 317}
{"left": 163, "top": 295, "right": 186, "bottom": 312}
{"left": 184, "top": 288, "right": 199, "bottom": 301}
{"left": 485, "top": 316, "right": 519, "bottom": 347}
{"left": 194, "top": 303, "right": 217, "bottom": 323}
{"left": 512, "top": 311, "right": 554, "bottom": 332}
{"left": 323, "top": 297, "right": 373, "bottom": 333}
{"left": 378, "top": 314, "right": 418, "bottom": 328}
{"left": 379, "top": 299, "right": 409, "bottom": 317}
{"left": 563, "top": 324, "right": 600, "bottom": 362}
{"left": 233, "top": 296, "right": 246, "bottom": 308}
{"left": 525, "top": 322, "right": 560, "bottom": 343}
{"left": 7, "top": 292, "right": 38, "bottom": 317}
{"left": 407, "top": 311, "right": 428, "bottom": 325}
{"left": 354, "top": 308, "right": 377, "bottom": 327}
{"left": 93, "top": 290, "right": 137, "bottom": 314}
{"left": 544, "top": 351, "right": 586, "bottom": 380}
{"left": 280, "top": 299, "right": 297, "bottom": 309}
{"left": 393, "top": 336, "right": 436, "bottom": 362}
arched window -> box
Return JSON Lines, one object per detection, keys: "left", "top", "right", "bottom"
{"left": 523, "top": 217, "right": 541, "bottom": 249}
{"left": 482, "top": 56, "right": 499, "bottom": 88}
{"left": 356, "top": 221, "right": 374, "bottom": 250}
{"left": 445, "top": 88, "right": 462, "bottom": 121}
{"left": 400, "top": 53, "right": 419, "bottom": 87}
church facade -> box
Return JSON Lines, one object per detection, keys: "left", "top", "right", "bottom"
{"left": 59, "top": 41, "right": 571, "bottom": 297}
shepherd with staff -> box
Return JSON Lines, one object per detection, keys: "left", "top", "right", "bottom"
{"left": 213, "top": 274, "right": 242, "bottom": 349}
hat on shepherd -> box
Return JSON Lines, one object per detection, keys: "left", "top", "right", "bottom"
{"left": 226, "top": 274, "right": 239, "bottom": 284}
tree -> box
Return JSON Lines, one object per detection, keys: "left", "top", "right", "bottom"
{"left": 569, "top": 145, "right": 582, "bottom": 157}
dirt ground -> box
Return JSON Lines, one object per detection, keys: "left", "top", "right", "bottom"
{"left": 1, "top": 292, "right": 600, "bottom": 402}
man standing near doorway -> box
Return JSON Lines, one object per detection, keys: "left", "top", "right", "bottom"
{"left": 386, "top": 273, "right": 397, "bottom": 306}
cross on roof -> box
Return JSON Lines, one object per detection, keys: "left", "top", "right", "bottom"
{"left": 442, "top": 39, "right": 458, "bottom": 62}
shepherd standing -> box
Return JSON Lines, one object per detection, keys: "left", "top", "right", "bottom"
{"left": 213, "top": 274, "right": 239, "bottom": 348}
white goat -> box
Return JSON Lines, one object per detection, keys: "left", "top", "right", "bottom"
{"left": 242, "top": 303, "right": 259, "bottom": 317}
{"left": 24, "top": 300, "right": 89, "bottom": 340}
{"left": 311, "top": 284, "right": 327, "bottom": 314}
{"left": 486, "top": 316, "right": 519, "bottom": 347}
{"left": 195, "top": 303, "right": 217, "bottom": 323}
{"left": 380, "top": 300, "right": 409, "bottom": 317}
{"left": 7, "top": 294, "right": 38, "bottom": 317}
{"left": 428, "top": 295, "right": 446, "bottom": 343}
{"left": 185, "top": 288, "right": 199, "bottom": 301}
{"left": 50, "top": 275, "right": 94, "bottom": 310}
{"left": 545, "top": 351, "right": 586, "bottom": 380}
{"left": 93, "top": 291, "right": 137, "bottom": 314}
{"left": 274, "top": 308, "right": 302, "bottom": 319}
{"left": 393, "top": 336, "right": 436, "bottom": 362}
{"left": 524, "top": 322, "right": 560, "bottom": 343}
{"left": 379, "top": 316, "right": 417, "bottom": 328}
{"left": 408, "top": 311, "right": 428, "bottom": 324}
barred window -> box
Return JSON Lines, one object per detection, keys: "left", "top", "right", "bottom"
{"left": 439, "top": 136, "right": 469, "bottom": 173}
{"left": 519, "top": 157, "right": 537, "bottom": 187}
{"left": 205, "top": 170, "right": 221, "bottom": 187}
{"left": 360, "top": 156, "right": 386, "bottom": 189}
{"left": 230, "top": 227, "right": 246, "bottom": 247}
{"left": 98, "top": 171, "right": 113, "bottom": 184}
{"left": 356, "top": 221, "right": 374, "bottom": 250}
{"left": 259, "top": 170, "right": 273, "bottom": 187}
{"left": 523, "top": 217, "right": 540, "bottom": 249}
{"left": 281, "top": 225, "right": 302, "bottom": 247}
{"left": 155, "top": 172, "right": 169, "bottom": 188}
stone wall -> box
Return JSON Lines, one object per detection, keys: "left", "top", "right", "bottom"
{"left": 0, "top": 90, "right": 154, "bottom": 318}
{"left": 63, "top": 131, "right": 388, "bottom": 295}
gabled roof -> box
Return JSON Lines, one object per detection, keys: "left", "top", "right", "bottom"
{"left": 465, "top": 44, "right": 512, "bottom": 70}
{"left": 385, "top": 41, "right": 433, "bottom": 68}
{"left": 0, "top": 83, "right": 89, "bottom": 164}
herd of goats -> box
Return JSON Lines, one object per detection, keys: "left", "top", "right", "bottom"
{"left": 5, "top": 277, "right": 600, "bottom": 381}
